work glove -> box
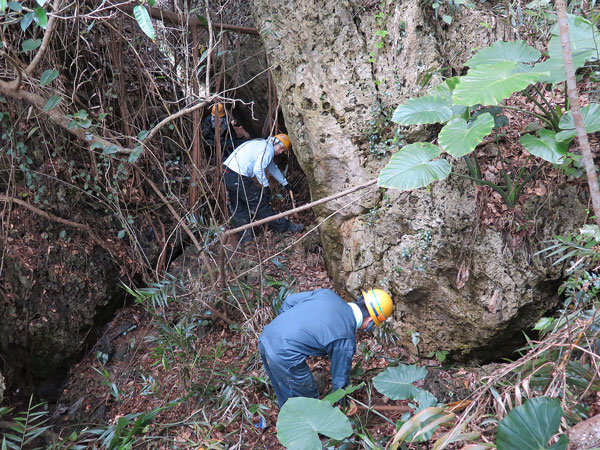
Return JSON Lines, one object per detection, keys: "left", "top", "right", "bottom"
{"left": 284, "top": 184, "right": 297, "bottom": 195}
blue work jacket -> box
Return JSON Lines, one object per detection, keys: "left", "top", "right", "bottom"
{"left": 259, "top": 289, "right": 357, "bottom": 392}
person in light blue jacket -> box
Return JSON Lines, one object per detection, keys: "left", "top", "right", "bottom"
{"left": 258, "top": 288, "right": 394, "bottom": 407}
{"left": 223, "top": 133, "right": 304, "bottom": 244}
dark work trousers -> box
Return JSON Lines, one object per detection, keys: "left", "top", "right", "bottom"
{"left": 258, "top": 340, "right": 319, "bottom": 407}
{"left": 223, "top": 169, "right": 290, "bottom": 233}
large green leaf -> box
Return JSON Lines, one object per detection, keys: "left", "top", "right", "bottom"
{"left": 407, "top": 390, "right": 440, "bottom": 442}
{"left": 520, "top": 129, "right": 568, "bottom": 164}
{"left": 438, "top": 112, "right": 494, "bottom": 158}
{"left": 453, "top": 62, "right": 546, "bottom": 106}
{"left": 556, "top": 103, "right": 600, "bottom": 142}
{"left": 392, "top": 95, "right": 453, "bottom": 125}
{"left": 428, "top": 76, "right": 460, "bottom": 99}
{"left": 378, "top": 143, "right": 451, "bottom": 191}
{"left": 133, "top": 5, "right": 155, "bottom": 41}
{"left": 372, "top": 364, "right": 428, "bottom": 400}
{"left": 535, "top": 15, "right": 600, "bottom": 84}
{"left": 496, "top": 397, "right": 567, "bottom": 450}
{"left": 466, "top": 40, "right": 540, "bottom": 68}
{"left": 534, "top": 52, "right": 594, "bottom": 84}
{"left": 548, "top": 15, "right": 600, "bottom": 59}
{"left": 276, "top": 398, "right": 352, "bottom": 450}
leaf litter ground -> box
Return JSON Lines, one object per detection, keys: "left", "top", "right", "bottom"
{"left": 54, "top": 218, "right": 474, "bottom": 449}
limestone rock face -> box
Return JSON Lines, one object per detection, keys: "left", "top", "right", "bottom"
{"left": 250, "top": 0, "right": 586, "bottom": 358}
{"left": 568, "top": 415, "right": 600, "bottom": 450}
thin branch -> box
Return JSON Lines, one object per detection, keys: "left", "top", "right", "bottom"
{"left": 119, "top": 3, "right": 259, "bottom": 35}
{"left": 142, "top": 98, "right": 213, "bottom": 143}
{"left": 0, "top": 194, "right": 93, "bottom": 233}
{"left": 25, "top": 0, "right": 62, "bottom": 75}
{"left": 223, "top": 178, "right": 378, "bottom": 238}
{"left": 0, "top": 80, "right": 130, "bottom": 153}
{"left": 555, "top": 0, "right": 600, "bottom": 229}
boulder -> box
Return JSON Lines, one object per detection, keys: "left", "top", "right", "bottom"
{"left": 250, "top": 0, "right": 587, "bottom": 359}
{"left": 568, "top": 415, "right": 600, "bottom": 450}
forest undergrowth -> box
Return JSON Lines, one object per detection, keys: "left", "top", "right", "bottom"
{"left": 2, "top": 219, "right": 600, "bottom": 449}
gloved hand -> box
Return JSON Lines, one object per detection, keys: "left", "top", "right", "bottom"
{"left": 284, "top": 184, "right": 297, "bottom": 195}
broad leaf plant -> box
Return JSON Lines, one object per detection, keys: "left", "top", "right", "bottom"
{"left": 379, "top": 15, "right": 600, "bottom": 208}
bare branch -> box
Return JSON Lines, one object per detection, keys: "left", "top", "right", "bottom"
{"left": 25, "top": 0, "right": 62, "bottom": 75}
{"left": 0, "top": 194, "right": 94, "bottom": 233}
{"left": 142, "top": 98, "right": 212, "bottom": 143}
{"left": 0, "top": 80, "right": 130, "bottom": 153}
{"left": 223, "top": 178, "right": 379, "bottom": 238}
{"left": 119, "top": 3, "right": 259, "bottom": 35}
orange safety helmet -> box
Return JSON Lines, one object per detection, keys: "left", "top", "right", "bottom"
{"left": 273, "top": 133, "right": 291, "bottom": 151}
{"left": 362, "top": 289, "right": 393, "bottom": 326}
{"left": 211, "top": 103, "right": 226, "bottom": 118}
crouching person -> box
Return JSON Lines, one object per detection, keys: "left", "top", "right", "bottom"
{"left": 258, "top": 288, "right": 393, "bottom": 407}
{"left": 223, "top": 133, "right": 304, "bottom": 245}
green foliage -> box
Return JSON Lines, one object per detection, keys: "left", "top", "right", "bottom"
{"left": 438, "top": 113, "right": 495, "bottom": 158}
{"left": 465, "top": 40, "right": 541, "bottom": 67}
{"left": 43, "top": 95, "right": 61, "bottom": 111}
{"left": 539, "top": 224, "right": 600, "bottom": 274}
{"left": 556, "top": 103, "right": 600, "bottom": 142}
{"left": 133, "top": 5, "right": 155, "bottom": 41}
{"left": 380, "top": 32, "right": 598, "bottom": 208}
{"left": 368, "top": 0, "right": 394, "bottom": 62}
{"left": 0, "top": 397, "right": 51, "bottom": 450}
{"left": 453, "top": 62, "right": 546, "bottom": 106}
{"left": 392, "top": 93, "right": 454, "bottom": 125}
{"left": 323, "top": 383, "right": 364, "bottom": 405}
{"left": 0, "top": 123, "right": 46, "bottom": 204}
{"left": 519, "top": 129, "right": 568, "bottom": 164}
{"left": 372, "top": 364, "right": 428, "bottom": 400}
{"left": 496, "top": 397, "right": 568, "bottom": 450}
{"left": 378, "top": 142, "right": 451, "bottom": 190}
{"left": 366, "top": 100, "right": 404, "bottom": 158}
{"left": 535, "top": 15, "right": 600, "bottom": 84}
{"left": 86, "top": 408, "right": 161, "bottom": 449}
{"left": 93, "top": 362, "right": 123, "bottom": 401}
{"left": 121, "top": 273, "right": 182, "bottom": 312}
{"left": 423, "top": 0, "right": 476, "bottom": 25}
{"left": 389, "top": 407, "right": 456, "bottom": 448}
{"left": 276, "top": 398, "right": 353, "bottom": 449}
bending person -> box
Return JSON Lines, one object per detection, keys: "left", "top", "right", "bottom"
{"left": 202, "top": 103, "right": 250, "bottom": 158}
{"left": 223, "top": 134, "right": 304, "bottom": 245}
{"left": 258, "top": 288, "right": 394, "bottom": 407}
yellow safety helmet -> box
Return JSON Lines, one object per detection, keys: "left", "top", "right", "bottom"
{"left": 211, "top": 103, "right": 226, "bottom": 118}
{"left": 362, "top": 289, "right": 393, "bottom": 326}
{"left": 274, "top": 133, "right": 291, "bottom": 151}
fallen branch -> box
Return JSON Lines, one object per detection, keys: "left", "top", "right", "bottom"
{"left": 119, "top": 4, "right": 260, "bottom": 35}
{"left": 222, "top": 178, "right": 378, "bottom": 238}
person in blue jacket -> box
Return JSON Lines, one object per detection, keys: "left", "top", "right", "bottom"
{"left": 258, "top": 288, "right": 394, "bottom": 407}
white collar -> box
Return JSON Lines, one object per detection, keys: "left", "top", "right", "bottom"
{"left": 348, "top": 303, "right": 363, "bottom": 330}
